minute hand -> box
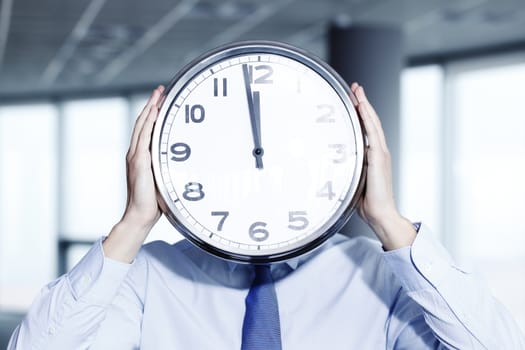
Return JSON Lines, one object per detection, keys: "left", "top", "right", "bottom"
{"left": 242, "top": 64, "right": 264, "bottom": 169}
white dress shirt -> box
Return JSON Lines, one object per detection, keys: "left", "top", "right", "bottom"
{"left": 8, "top": 224, "right": 525, "bottom": 349}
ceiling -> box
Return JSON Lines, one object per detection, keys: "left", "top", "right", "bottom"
{"left": 1, "top": 0, "right": 525, "bottom": 98}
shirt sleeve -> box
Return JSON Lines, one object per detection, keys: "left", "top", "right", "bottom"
{"left": 382, "top": 224, "right": 525, "bottom": 349}
{"left": 7, "top": 237, "right": 141, "bottom": 350}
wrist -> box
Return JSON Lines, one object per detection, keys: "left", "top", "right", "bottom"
{"left": 369, "top": 212, "right": 417, "bottom": 251}
{"left": 103, "top": 218, "right": 153, "bottom": 263}
{"left": 120, "top": 205, "right": 160, "bottom": 233}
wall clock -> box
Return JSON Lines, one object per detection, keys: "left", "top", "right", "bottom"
{"left": 152, "top": 41, "right": 366, "bottom": 263}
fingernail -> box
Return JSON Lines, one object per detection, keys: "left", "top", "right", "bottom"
{"left": 356, "top": 86, "right": 365, "bottom": 102}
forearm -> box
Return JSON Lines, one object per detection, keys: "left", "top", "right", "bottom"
{"left": 8, "top": 239, "right": 132, "bottom": 349}
{"left": 385, "top": 226, "right": 525, "bottom": 349}
{"left": 8, "top": 278, "right": 108, "bottom": 349}
{"left": 368, "top": 211, "right": 417, "bottom": 251}
{"left": 9, "top": 87, "right": 163, "bottom": 349}
{"left": 103, "top": 216, "right": 153, "bottom": 263}
{"left": 104, "top": 85, "right": 164, "bottom": 263}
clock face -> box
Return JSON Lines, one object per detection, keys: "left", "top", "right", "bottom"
{"left": 152, "top": 41, "right": 365, "bottom": 263}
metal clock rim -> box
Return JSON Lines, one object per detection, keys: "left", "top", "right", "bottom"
{"left": 152, "top": 40, "right": 366, "bottom": 264}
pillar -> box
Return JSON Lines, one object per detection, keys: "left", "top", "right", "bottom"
{"left": 328, "top": 23, "right": 403, "bottom": 238}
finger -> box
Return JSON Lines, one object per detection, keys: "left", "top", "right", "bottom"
{"left": 360, "top": 88, "right": 388, "bottom": 152}
{"left": 155, "top": 86, "right": 166, "bottom": 109}
{"left": 128, "top": 86, "right": 164, "bottom": 158}
{"left": 142, "top": 85, "right": 165, "bottom": 113}
{"left": 350, "top": 83, "right": 371, "bottom": 146}
{"left": 136, "top": 100, "right": 160, "bottom": 153}
{"left": 357, "top": 100, "right": 382, "bottom": 152}
{"left": 134, "top": 85, "right": 163, "bottom": 137}
{"left": 349, "top": 82, "right": 359, "bottom": 107}
{"left": 350, "top": 82, "right": 359, "bottom": 96}
{"left": 129, "top": 87, "right": 161, "bottom": 157}
{"left": 355, "top": 86, "right": 389, "bottom": 152}
{"left": 354, "top": 85, "right": 380, "bottom": 147}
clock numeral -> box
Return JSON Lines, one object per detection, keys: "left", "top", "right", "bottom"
{"left": 213, "top": 77, "right": 227, "bottom": 97}
{"left": 182, "top": 182, "right": 205, "bottom": 201}
{"left": 317, "top": 181, "right": 335, "bottom": 200}
{"left": 316, "top": 104, "right": 335, "bottom": 123}
{"left": 288, "top": 211, "right": 309, "bottom": 231}
{"left": 329, "top": 144, "right": 347, "bottom": 163}
{"left": 249, "top": 221, "right": 269, "bottom": 242}
{"left": 246, "top": 64, "right": 274, "bottom": 84}
{"left": 185, "top": 104, "right": 205, "bottom": 123}
{"left": 254, "top": 65, "right": 273, "bottom": 84}
{"left": 170, "top": 142, "right": 191, "bottom": 161}
{"left": 211, "top": 211, "right": 229, "bottom": 231}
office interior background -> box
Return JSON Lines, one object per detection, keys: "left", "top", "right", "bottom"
{"left": 1, "top": 0, "right": 525, "bottom": 345}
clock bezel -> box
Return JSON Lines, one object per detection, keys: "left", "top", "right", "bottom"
{"left": 151, "top": 40, "right": 366, "bottom": 264}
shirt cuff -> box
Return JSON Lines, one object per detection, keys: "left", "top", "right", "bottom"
{"left": 67, "top": 237, "right": 133, "bottom": 305}
{"left": 382, "top": 223, "right": 459, "bottom": 292}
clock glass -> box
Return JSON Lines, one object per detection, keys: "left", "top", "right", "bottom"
{"left": 152, "top": 41, "right": 365, "bottom": 263}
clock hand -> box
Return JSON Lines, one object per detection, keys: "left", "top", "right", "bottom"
{"left": 252, "top": 91, "right": 264, "bottom": 168}
{"left": 242, "top": 64, "right": 264, "bottom": 169}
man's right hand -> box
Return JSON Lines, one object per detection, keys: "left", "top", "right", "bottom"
{"left": 103, "top": 85, "right": 165, "bottom": 263}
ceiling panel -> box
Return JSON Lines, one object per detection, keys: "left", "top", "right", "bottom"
{"left": 1, "top": 0, "right": 525, "bottom": 97}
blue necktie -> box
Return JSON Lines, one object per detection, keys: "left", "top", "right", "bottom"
{"left": 241, "top": 264, "right": 282, "bottom": 350}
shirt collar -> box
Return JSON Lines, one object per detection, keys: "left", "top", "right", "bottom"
{"left": 226, "top": 234, "right": 345, "bottom": 274}
{"left": 183, "top": 234, "right": 347, "bottom": 288}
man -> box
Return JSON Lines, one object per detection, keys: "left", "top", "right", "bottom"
{"left": 9, "top": 83, "right": 525, "bottom": 349}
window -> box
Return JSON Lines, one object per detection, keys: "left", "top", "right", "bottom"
{"left": 401, "top": 56, "right": 525, "bottom": 331}
{"left": 400, "top": 65, "right": 443, "bottom": 237}
{"left": 447, "top": 58, "right": 525, "bottom": 261}
{"left": 0, "top": 92, "right": 181, "bottom": 310}
{"left": 447, "top": 57, "right": 525, "bottom": 328}
{"left": 0, "top": 103, "right": 57, "bottom": 310}
{"left": 60, "top": 98, "right": 129, "bottom": 239}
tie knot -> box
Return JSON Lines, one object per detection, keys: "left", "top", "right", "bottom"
{"left": 253, "top": 264, "right": 273, "bottom": 286}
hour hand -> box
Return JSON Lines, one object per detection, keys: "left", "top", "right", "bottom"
{"left": 242, "top": 64, "right": 264, "bottom": 169}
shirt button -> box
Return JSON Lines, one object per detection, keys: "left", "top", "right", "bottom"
{"left": 48, "top": 326, "right": 56, "bottom": 335}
